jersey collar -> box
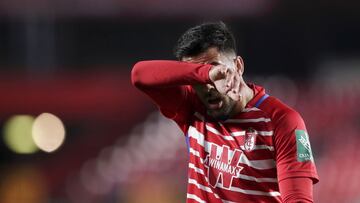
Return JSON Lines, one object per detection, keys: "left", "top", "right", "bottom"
{"left": 245, "top": 83, "right": 267, "bottom": 108}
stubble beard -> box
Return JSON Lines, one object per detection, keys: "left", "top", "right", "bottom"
{"left": 207, "top": 96, "right": 236, "bottom": 121}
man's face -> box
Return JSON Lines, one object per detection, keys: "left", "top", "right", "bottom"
{"left": 182, "top": 47, "right": 243, "bottom": 120}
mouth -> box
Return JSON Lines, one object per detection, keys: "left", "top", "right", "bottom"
{"left": 207, "top": 98, "right": 223, "bottom": 110}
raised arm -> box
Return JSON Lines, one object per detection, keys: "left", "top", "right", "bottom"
{"left": 131, "top": 60, "right": 212, "bottom": 88}
{"left": 131, "top": 60, "right": 212, "bottom": 120}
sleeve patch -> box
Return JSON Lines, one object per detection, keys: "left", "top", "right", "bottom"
{"left": 295, "top": 130, "right": 314, "bottom": 162}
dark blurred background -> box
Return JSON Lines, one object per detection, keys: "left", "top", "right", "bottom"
{"left": 0, "top": 1, "right": 359, "bottom": 203}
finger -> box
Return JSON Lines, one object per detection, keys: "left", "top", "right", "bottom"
{"left": 223, "top": 66, "right": 231, "bottom": 80}
{"left": 229, "top": 76, "right": 242, "bottom": 101}
{"left": 210, "top": 65, "right": 224, "bottom": 82}
{"left": 234, "top": 77, "right": 242, "bottom": 100}
{"left": 225, "top": 69, "right": 235, "bottom": 88}
{"left": 233, "top": 74, "right": 241, "bottom": 95}
{"left": 217, "top": 65, "right": 228, "bottom": 80}
{"left": 225, "top": 74, "right": 233, "bottom": 91}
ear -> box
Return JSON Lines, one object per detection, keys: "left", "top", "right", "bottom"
{"left": 235, "top": 56, "right": 244, "bottom": 75}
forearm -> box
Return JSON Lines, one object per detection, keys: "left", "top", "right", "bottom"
{"left": 131, "top": 60, "right": 211, "bottom": 119}
{"left": 279, "top": 177, "right": 314, "bottom": 203}
{"left": 131, "top": 60, "right": 212, "bottom": 89}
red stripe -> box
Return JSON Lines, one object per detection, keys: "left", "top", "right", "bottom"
{"left": 195, "top": 109, "right": 268, "bottom": 121}
{"left": 239, "top": 165, "right": 277, "bottom": 179}
{"left": 232, "top": 110, "right": 268, "bottom": 119}
{"left": 242, "top": 149, "right": 275, "bottom": 160}
{"left": 225, "top": 122, "right": 273, "bottom": 132}
{"left": 187, "top": 183, "right": 222, "bottom": 203}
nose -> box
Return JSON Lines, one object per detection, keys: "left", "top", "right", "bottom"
{"left": 206, "top": 84, "right": 215, "bottom": 91}
{"left": 206, "top": 84, "right": 217, "bottom": 96}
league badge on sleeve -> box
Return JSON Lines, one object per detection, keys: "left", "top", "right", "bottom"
{"left": 244, "top": 128, "right": 257, "bottom": 151}
{"left": 295, "top": 130, "right": 314, "bottom": 162}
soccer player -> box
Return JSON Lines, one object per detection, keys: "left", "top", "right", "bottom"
{"left": 131, "top": 22, "right": 319, "bottom": 203}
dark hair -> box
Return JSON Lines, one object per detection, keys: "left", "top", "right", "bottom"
{"left": 174, "top": 22, "right": 237, "bottom": 60}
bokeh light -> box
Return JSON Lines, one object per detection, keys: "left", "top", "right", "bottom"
{"left": 32, "top": 113, "right": 66, "bottom": 153}
{"left": 3, "top": 115, "right": 39, "bottom": 154}
{"left": 0, "top": 166, "right": 48, "bottom": 203}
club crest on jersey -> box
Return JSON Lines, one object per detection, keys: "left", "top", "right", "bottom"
{"left": 204, "top": 144, "right": 243, "bottom": 189}
{"left": 244, "top": 128, "right": 257, "bottom": 151}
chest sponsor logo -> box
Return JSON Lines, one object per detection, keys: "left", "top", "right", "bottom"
{"left": 295, "top": 130, "right": 314, "bottom": 162}
{"left": 204, "top": 144, "right": 244, "bottom": 189}
{"left": 244, "top": 128, "right": 257, "bottom": 151}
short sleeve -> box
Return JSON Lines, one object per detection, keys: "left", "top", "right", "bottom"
{"left": 274, "top": 110, "right": 319, "bottom": 184}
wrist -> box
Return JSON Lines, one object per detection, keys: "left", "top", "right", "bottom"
{"left": 208, "top": 65, "right": 215, "bottom": 83}
{"left": 201, "top": 64, "right": 213, "bottom": 84}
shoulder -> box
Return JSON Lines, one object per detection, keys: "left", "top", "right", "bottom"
{"left": 259, "top": 96, "right": 305, "bottom": 129}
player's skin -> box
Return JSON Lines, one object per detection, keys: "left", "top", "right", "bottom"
{"left": 182, "top": 47, "right": 254, "bottom": 120}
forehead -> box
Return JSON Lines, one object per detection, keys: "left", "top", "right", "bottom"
{"left": 182, "top": 47, "right": 222, "bottom": 63}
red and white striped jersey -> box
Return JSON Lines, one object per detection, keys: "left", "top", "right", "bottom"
{"left": 131, "top": 60, "right": 319, "bottom": 202}
{"left": 171, "top": 85, "right": 319, "bottom": 203}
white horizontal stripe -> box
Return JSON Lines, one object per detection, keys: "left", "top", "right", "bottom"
{"left": 230, "top": 130, "right": 274, "bottom": 137}
{"left": 189, "top": 163, "right": 205, "bottom": 175}
{"left": 222, "top": 200, "right": 237, "bottom": 203}
{"left": 189, "top": 178, "right": 213, "bottom": 193}
{"left": 206, "top": 125, "right": 235, "bottom": 141}
{"left": 188, "top": 127, "right": 276, "bottom": 169}
{"left": 189, "top": 127, "right": 206, "bottom": 147}
{"left": 237, "top": 174, "right": 278, "bottom": 183}
{"left": 240, "top": 154, "right": 275, "bottom": 170}
{"left": 257, "top": 131, "right": 274, "bottom": 136}
{"left": 241, "top": 107, "right": 261, "bottom": 112}
{"left": 224, "top": 117, "right": 271, "bottom": 123}
{"left": 230, "top": 131, "right": 245, "bottom": 136}
{"left": 189, "top": 148, "right": 202, "bottom": 161}
{"left": 205, "top": 125, "right": 221, "bottom": 135}
{"left": 241, "top": 145, "right": 274, "bottom": 151}
{"left": 188, "top": 178, "right": 221, "bottom": 199}
{"left": 206, "top": 125, "right": 273, "bottom": 140}
{"left": 217, "top": 183, "right": 281, "bottom": 197}
{"left": 187, "top": 194, "right": 206, "bottom": 203}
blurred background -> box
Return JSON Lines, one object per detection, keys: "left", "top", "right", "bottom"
{"left": 0, "top": 0, "right": 359, "bottom": 202}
